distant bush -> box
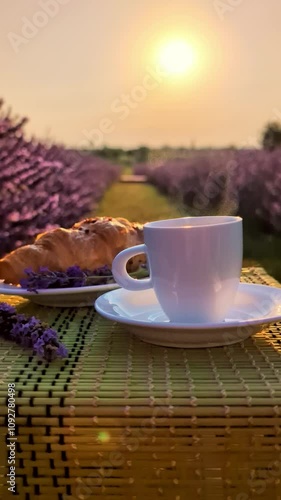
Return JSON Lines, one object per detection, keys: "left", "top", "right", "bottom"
{"left": 261, "top": 122, "right": 281, "bottom": 151}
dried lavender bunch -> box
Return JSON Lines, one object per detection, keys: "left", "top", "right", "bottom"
{"left": 20, "top": 265, "right": 114, "bottom": 292}
{"left": 0, "top": 303, "right": 68, "bottom": 361}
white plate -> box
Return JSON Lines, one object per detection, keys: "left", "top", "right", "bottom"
{"left": 0, "top": 282, "right": 120, "bottom": 307}
{"left": 95, "top": 283, "right": 281, "bottom": 348}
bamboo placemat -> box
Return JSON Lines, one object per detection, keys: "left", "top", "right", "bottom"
{"left": 0, "top": 268, "right": 281, "bottom": 500}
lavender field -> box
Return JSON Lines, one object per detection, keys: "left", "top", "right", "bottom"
{"left": 134, "top": 149, "right": 281, "bottom": 233}
{"left": 1, "top": 97, "right": 281, "bottom": 279}
{"left": 134, "top": 149, "right": 281, "bottom": 279}
{"left": 0, "top": 101, "right": 120, "bottom": 257}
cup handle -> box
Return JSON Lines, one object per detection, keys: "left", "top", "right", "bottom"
{"left": 112, "top": 244, "right": 152, "bottom": 291}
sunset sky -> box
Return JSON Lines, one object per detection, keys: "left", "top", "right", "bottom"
{"left": 0, "top": 0, "right": 281, "bottom": 149}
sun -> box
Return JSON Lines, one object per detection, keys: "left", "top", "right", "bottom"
{"left": 158, "top": 40, "right": 195, "bottom": 76}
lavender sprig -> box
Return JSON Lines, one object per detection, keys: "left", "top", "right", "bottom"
{"left": 20, "top": 265, "right": 114, "bottom": 292}
{"left": 0, "top": 303, "right": 68, "bottom": 361}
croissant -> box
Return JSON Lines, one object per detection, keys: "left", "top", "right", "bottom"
{"left": 0, "top": 216, "right": 144, "bottom": 285}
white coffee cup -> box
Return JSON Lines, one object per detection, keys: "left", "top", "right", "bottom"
{"left": 112, "top": 216, "right": 243, "bottom": 323}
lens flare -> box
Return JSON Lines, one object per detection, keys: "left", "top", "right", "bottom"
{"left": 97, "top": 431, "right": 110, "bottom": 443}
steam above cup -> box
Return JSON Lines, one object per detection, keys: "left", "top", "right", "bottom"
{"left": 112, "top": 216, "right": 243, "bottom": 324}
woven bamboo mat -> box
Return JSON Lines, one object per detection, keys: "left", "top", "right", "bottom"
{"left": 1, "top": 267, "right": 281, "bottom": 500}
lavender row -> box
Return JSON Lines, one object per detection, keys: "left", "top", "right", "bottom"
{"left": 0, "top": 102, "right": 120, "bottom": 256}
{"left": 134, "top": 149, "right": 281, "bottom": 232}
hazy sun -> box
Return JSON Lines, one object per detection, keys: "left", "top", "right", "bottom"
{"left": 158, "top": 40, "right": 195, "bottom": 75}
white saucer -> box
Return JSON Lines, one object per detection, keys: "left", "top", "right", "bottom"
{"left": 95, "top": 283, "right": 281, "bottom": 348}
{"left": 0, "top": 282, "right": 120, "bottom": 307}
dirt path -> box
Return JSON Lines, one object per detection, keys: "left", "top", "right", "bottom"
{"left": 95, "top": 178, "right": 182, "bottom": 223}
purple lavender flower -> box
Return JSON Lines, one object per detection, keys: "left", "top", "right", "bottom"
{"left": 30, "top": 331, "right": 39, "bottom": 343}
{"left": 55, "top": 344, "right": 68, "bottom": 358}
{"left": 0, "top": 303, "right": 16, "bottom": 315}
{"left": 0, "top": 302, "right": 67, "bottom": 361}
{"left": 0, "top": 303, "right": 17, "bottom": 336}
{"left": 41, "top": 328, "right": 57, "bottom": 343}
{"left": 10, "top": 321, "right": 24, "bottom": 339}
{"left": 20, "top": 265, "right": 114, "bottom": 291}
{"left": 33, "top": 337, "right": 45, "bottom": 356}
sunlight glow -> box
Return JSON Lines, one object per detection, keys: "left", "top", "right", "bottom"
{"left": 158, "top": 40, "right": 196, "bottom": 75}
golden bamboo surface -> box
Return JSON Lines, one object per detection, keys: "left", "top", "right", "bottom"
{"left": 0, "top": 268, "right": 281, "bottom": 499}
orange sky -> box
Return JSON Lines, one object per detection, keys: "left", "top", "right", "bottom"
{"left": 0, "top": 0, "right": 281, "bottom": 149}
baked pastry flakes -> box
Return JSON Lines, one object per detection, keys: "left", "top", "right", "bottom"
{"left": 0, "top": 216, "right": 144, "bottom": 284}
